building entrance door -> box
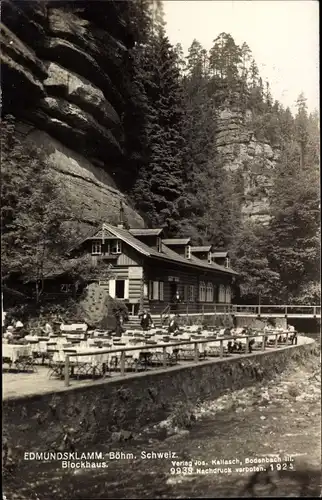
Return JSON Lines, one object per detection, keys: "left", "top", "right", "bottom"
{"left": 170, "top": 283, "right": 178, "bottom": 301}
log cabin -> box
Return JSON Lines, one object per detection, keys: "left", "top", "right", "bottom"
{"left": 76, "top": 208, "right": 239, "bottom": 317}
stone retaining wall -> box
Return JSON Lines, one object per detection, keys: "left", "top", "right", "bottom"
{"left": 3, "top": 341, "right": 316, "bottom": 456}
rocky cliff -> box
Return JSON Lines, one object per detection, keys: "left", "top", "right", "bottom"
{"left": 215, "top": 106, "right": 280, "bottom": 225}
{"left": 1, "top": 0, "right": 144, "bottom": 231}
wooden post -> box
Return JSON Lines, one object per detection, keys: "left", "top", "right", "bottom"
{"left": 261, "top": 335, "right": 266, "bottom": 351}
{"left": 120, "top": 350, "right": 125, "bottom": 376}
{"left": 186, "top": 303, "right": 189, "bottom": 322}
{"left": 162, "top": 346, "right": 167, "bottom": 368}
{"left": 285, "top": 306, "right": 288, "bottom": 317}
{"left": 245, "top": 336, "right": 249, "bottom": 354}
{"left": 194, "top": 342, "right": 199, "bottom": 363}
{"left": 275, "top": 333, "right": 278, "bottom": 348}
{"left": 64, "top": 355, "right": 70, "bottom": 387}
{"left": 202, "top": 304, "right": 204, "bottom": 322}
{"left": 313, "top": 306, "right": 316, "bottom": 317}
{"left": 219, "top": 339, "right": 224, "bottom": 358}
{"left": 258, "top": 305, "right": 261, "bottom": 316}
{"left": 285, "top": 332, "right": 289, "bottom": 345}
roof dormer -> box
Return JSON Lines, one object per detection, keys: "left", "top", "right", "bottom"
{"left": 162, "top": 238, "right": 191, "bottom": 258}
{"left": 212, "top": 250, "right": 229, "bottom": 267}
{"left": 129, "top": 228, "right": 164, "bottom": 252}
{"left": 191, "top": 245, "right": 213, "bottom": 263}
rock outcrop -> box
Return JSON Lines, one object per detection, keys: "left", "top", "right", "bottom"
{"left": 215, "top": 106, "right": 280, "bottom": 225}
{"left": 1, "top": 0, "right": 144, "bottom": 231}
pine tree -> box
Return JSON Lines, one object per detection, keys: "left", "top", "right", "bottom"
{"left": 132, "top": 31, "right": 186, "bottom": 232}
{"left": 295, "top": 92, "right": 309, "bottom": 169}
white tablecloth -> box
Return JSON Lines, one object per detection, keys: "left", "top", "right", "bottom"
{"left": 52, "top": 349, "right": 110, "bottom": 367}
{"left": 2, "top": 344, "right": 32, "bottom": 363}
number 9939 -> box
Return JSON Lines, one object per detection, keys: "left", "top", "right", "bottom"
{"left": 170, "top": 467, "right": 193, "bottom": 475}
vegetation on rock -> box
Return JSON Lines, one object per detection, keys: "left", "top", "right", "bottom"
{"left": 1, "top": 1, "right": 320, "bottom": 306}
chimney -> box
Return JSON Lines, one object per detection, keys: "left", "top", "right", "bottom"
{"left": 117, "top": 201, "right": 125, "bottom": 229}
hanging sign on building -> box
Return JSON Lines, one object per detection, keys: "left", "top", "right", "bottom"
{"left": 168, "top": 276, "right": 180, "bottom": 282}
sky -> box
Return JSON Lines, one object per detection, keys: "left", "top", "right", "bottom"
{"left": 163, "top": 0, "right": 319, "bottom": 114}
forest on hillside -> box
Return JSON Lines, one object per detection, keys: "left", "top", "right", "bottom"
{"left": 1, "top": 0, "right": 320, "bottom": 306}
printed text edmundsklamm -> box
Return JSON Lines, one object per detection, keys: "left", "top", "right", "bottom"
{"left": 24, "top": 452, "right": 103, "bottom": 461}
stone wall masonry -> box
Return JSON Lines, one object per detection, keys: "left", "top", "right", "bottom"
{"left": 3, "top": 341, "right": 316, "bottom": 458}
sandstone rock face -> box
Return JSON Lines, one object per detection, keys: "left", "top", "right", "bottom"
{"left": 215, "top": 107, "right": 280, "bottom": 225}
{"left": 1, "top": 0, "right": 144, "bottom": 231}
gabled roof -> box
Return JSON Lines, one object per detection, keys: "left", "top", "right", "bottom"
{"left": 162, "top": 238, "right": 191, "bottom": 246}
{"left": 212, "top": 251, "right": 229, "bottom": 258}
{"left": 191, "top": 245, "right": 212, "bottom": 253}
{"left": 129, "top": 228, "right": 164, "bottom": 237}
{"left": 83, "top": 223, "right": 238, "bottom": 276}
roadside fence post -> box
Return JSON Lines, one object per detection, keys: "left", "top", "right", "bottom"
{"left": 64, "top": 355, "right": 70, "bottom": 387}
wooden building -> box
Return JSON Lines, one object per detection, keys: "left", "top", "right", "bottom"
{"left": 77, "top": 216, "right": 239, "bottom": 317}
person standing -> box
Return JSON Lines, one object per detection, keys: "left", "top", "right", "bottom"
{"left": 139, "top": 309, "right": 153, "bottom": 331}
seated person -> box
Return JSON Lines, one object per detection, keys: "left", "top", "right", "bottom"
{"left": 168, "top": 315, "right": 180, "bottom": 335}
{"left": 227, "top": 340, "right": 233, "bottom": 353}
{"left": 237, "top": 341, "right": 243, "bottom": 351}
{"left": 232, "top": 340, "right": 239, "bottom": 352}
{"left": 3, "top": 325, "right": 14, "bottom": 342}
{"left": 42, "top": 322, "right": 53, "bottom": 336}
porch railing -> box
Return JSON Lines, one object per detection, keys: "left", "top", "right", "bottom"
{"left": 160, "top": 303, "right": 171, "bottom": 325}
{"left": 156, "top": 303, "right": 321, "bottom": 321}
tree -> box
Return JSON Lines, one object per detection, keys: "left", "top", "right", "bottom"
{"left": 267, "top": 140, "right": 320, "bottom": 302}
{"left": 131, "top": 32, "right": 186, "bottom": 233}
{"left": 231, "top": 222, "right": 281, "bottom": 303}
{"left": 295, "top": 92, "right": 309, "bottom": 169}
{"left": 1, "top": 116, "right": 93, "bottom": 301}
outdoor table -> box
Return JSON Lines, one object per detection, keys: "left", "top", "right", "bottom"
{"left": 2, "top": 343, "right": 32, "bottom": 365}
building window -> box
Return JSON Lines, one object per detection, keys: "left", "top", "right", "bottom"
{"left": 218, "top": 284, "right": 226, "bottom": 303}
{"left": 157, "top": 237, "right": 162, "bottom": 253}
{"left": 208, "top": 252, "right": 212, "bottom": 264}
{"left": 225, "top": 257, "right": 230, "bottom": 268}
{"left": 114, "top": 279, "right": 129, "bottom": 299}
{"left": 199, "top": 281, "right": 206, "bottom": 302}
{"left": 92, "top": 241, "right": 102, "bottom": 255}
{"left": 183, "top": 285, "right": 189, "bottom": 302}
{"left": 185, "top": 245, "right": 191, "bottom": 259}
{"left": 149, "top": 280, "right": 160, "bottom": 300}
{"left": 189, "top": 285, "right": 195, "bottom": 302}
{"left": 206, "top": 282, "right": 214, "bottom": 302}
{"left": 159, "top": 282, "right": 164, "bottom": 301}
{"left": 111, "top": 239, "right": 122, "bottom": 254}
{"left": 225, "top": 285, "right": 231, "bottom": 304}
